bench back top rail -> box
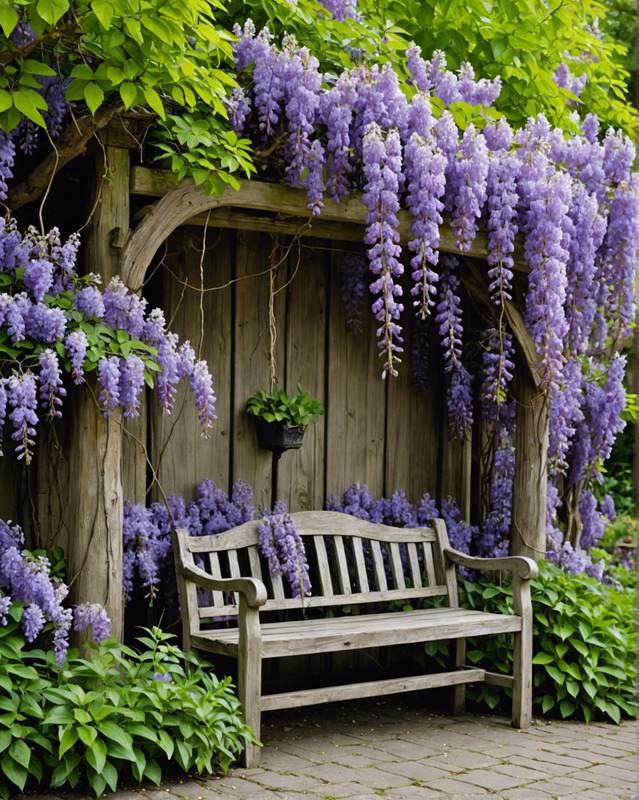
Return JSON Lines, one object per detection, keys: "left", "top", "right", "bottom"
{"left": 175, "top": 511, "right": 457, "bottom": 621}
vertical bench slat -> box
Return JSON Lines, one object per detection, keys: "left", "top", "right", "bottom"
{"left": 248, "top": 546, "right": 263, "bottom": 582}
{"left": 333, "top": 536, "right": 352, "bottom": 594}
{"left": 407, "top": 543, "right": 422, "bottom": 588}
{"left": 314, "top": 536, "right": 334, "bottom": 596}
{"left": 352, "top": 537, "right": 369, "bottom": 593}
{"left": 227, "top": 549, "right": 241, "bottom": 605}
{"left": 370, "top": 540, "right": 388, "bottom": 591}
{"left": 207, "top": 553, "right": 225, "bottom": 607}
{"left": 422, "top": 543, "right": 437, "bottom": 587}
{"left": 389, "top": 543, "right": 406, "bottom": 590}
{"left": 271, "top": 571, "right": 285, "bottom": 600}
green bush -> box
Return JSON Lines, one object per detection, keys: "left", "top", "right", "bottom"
{"left": 0, "top": 618, "right": 254, "bottom": 798}
{"left": 457, "top": 562, "right": 637, "bottom": 723}
{"left": 246, "top": 384, "right": 324, "bottom": 427}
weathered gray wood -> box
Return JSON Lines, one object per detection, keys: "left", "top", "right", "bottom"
{"left": 279, "top": 243, "right": 327, "bottom": 510}
{"left": 352, "top": 537, "right": 370, "bottom": 593}
{"left": 406, "top": 543, "right": 422, "bottom": 588}
{"left": 151, "top": 228, "right": 232, "bottom": 500}
{"left": 232, "top": 232, "right": 285, "bottom": 509}
{"left": 207, "top": 553, "right": 225, "bottom": 608}
{"left": 197, "top": 585, "right": 449, "bottom": 618}
{"left": 370, "top": 540, "right": 388, "bottom": 592}
{"left": 193, "top": 608, "right": 522, "bottom": 658}
{"left": 260, "top": 668, "right": 486, "bottom": 711}
{"left": 512, "top": 574, "right": 533, "bottom": 728}
{"left": 238, "top": 594, "right": 262, "bottom": 767}
{"left": 443, "top": 548, "right": 539, "bottom": 579}
{"left": 422, "top": 542, "right": 437, "bottom": 587}
{"left": 248, "top": 546, "right": 263, "bottom": 582}
{"left": 187, "top": 512, "right": 436, "bottom": 552}
{"left": 453, "top": 639, "right": 467, "bottom": 715}
{"left": 512, "top": 369, "right": 550, "bottom": 560}
{"left": 483, "top": 670, "right": 515, "bottom": 688}
{"left": 326, "top": 251, "right": 386, "bottom": 498}
{"left": 125, "top": 168, "right": 528, "bottom": 292}
{"left": 333, "top": 536, "right": 351, "bottom": 594}
{"left": 389, "top": 542, "right": 406, "bottom": 590}
{"left": 173, "top": 530, "right": 200, "bottom": 649}
{"left": 314, "top": 536, "right": 334, "bottom": 596}
{"left": 432, "top": 519, "right": 458, "bottom": 607}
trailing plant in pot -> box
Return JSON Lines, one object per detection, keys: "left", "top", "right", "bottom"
{"left": 246, "top": 385, "right": 323, "bottom": 453}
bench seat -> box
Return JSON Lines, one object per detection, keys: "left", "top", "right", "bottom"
{"left": 193, "top": 607, "right": 522, "bottom": 658}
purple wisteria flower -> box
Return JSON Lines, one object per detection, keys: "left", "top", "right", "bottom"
{"left": 190, "top": 360, "right": 217, "bottom": 433}
{"left": 38, "top": 349, "right": 66, "bottom": 420}
{"left": 118, "top": 355, "right": 145, "bottom": 418}
{"left": 73, "top": 602, "right": 111, "bottom": 643}
{"left": 258, "top": 503, "right": 311, "bottom": 598}
{"left": 7, "top": 374, "right": 38, "bottom": 462}
{"left": 450, "top": 125, "right": 489, "bottom": 253}
{"left": 97, "top": 357, "right": 121, "bottom": 417}
{"left": 74, "top": 286, "right": 105, "bottom": 320}
{"left": 362, "top": 124, "right": 404, "bottom": 378}
{"left": 65, "top": 330, "right": 88, "bottom": 384}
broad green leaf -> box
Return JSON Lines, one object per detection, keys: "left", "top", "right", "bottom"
{"left": 12, "top": 91, "right": 46, "bottom": 127}
{"left": 119, "top": 82, "right": 138, "bottom": 110}
{"left": 84, "top": 82, "right": 104, "bottom": 115}
{"left": 0, "top": 3, "right": 18, "bottom": 36}
{"left": 36, "top": 0, "right": 69, "bottom": 24}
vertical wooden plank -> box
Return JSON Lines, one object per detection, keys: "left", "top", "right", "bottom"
{"left": 370, "top": 540, "right": 388, "bottom": 591}
{"left": 352, "top": 538, "right": 369, "bottom": 593}
{"left": 441, "top": 418, "right": 472, "bottom": 520}
{"left": 279, "top": 243, "right": 327, "bottom": 511}
{"left": 406, "top": 543, "right": 422, "bottom": 588}
{"left": 233, "top": 232, "right": 285, "bottom": 509}
{"left": 207, "top": 553, "right": 225, "bottom": 608}
{"left": 152, "top": 228, "right": 233, "bottom": 500}
{"left": 326, "top": 250, "right": 386, "bottom": 498}
{"left": 385, "top": 309, "right": 440, "bottom": 502}
{"left": 388, "top": 542, "right": 405, "bottom": 589}
{"left": 270, "top": 571, "right": 285, "bottom": 600}
{"left": 314, "top": 536, "right": 334, "bottom": 596}
{"left": 333, "top": 535, "right": 351, "bottom": 594}
{"left": 422, "top": 543, "right": 437, "bottom": 587}
{"left": 248, "top": 546, "right": 263, "bottom": 582}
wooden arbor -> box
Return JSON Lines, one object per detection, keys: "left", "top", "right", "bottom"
{"left": 68, "top": 138, "right": 549, "bottom": 638}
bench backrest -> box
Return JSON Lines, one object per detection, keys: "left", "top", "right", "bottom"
{"left": 174, "top": 510, "right": 458, "bottom": 623}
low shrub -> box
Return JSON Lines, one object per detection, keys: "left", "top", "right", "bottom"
{"left": 457, "top": 562, "right": 637, "bottom": 723}
{"left": 0, "top": 620, "right": 254, "bottom": 798}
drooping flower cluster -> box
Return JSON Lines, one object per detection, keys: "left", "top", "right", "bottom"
{"left": 258, "top": 502, "right": 311, "bottom": 598}
{"left": 0, "top": 519, "right": 111, "bottom": 662}
{"left": 0, "top": 216, "right": 217, "bottom": 463}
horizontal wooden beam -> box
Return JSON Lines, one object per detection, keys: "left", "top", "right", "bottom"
{"left": 127, "top": 167, "right": 527, "bottom": 279}
{"left": 260, "top": 668, "right": 486, "bottom": 711}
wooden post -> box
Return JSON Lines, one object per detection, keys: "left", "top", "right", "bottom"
{"left": 238, "top": 595, "right": 262, "bottom": 768}
{"left": 511, "top": 574, "right": 533, "bottom": 727}
{"left": 66, "top": 144, "right": 130, "bottom": 640}
{"left": 511, "top": 367, "right": 549, "bottom": 560}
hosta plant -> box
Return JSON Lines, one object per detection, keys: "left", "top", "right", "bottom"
{"left": 246, "top": 384, "right": 324, "bottom": 428}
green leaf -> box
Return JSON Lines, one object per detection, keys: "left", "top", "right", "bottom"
{"left": 36, "top": 0, "right": 69, "bottom": 24}
{"left": 541, "top": 694, "right": 555, "bottom": 713}
{"left": 8, "top": 740, "right": 29, "bottom": 769}
{"left": 59, "top": 726, "right": 78, "bottom": 758}
{"left": 531, "top": 652, "right": 554, "bottom": 665}
{"left": 12, "top": 91, "right": 46, "bottom": 127}
{"left": 0, "top": 4, "right": 18, "bottom": 36}
{"left": 559, "top": 699, "right": 576, "bottom": 718}
{"left": 91, "top": 0, "right": 113, "bottom": 28}
{"left": 143, "top": 86, "right": 165, "bottom": 119}
{"left": 1, "top": 756, "right": 27, "bottom": 790}
{"left": 86, "top": 737, "right": 107, "bottom": 774}
{"left": 120, "top": 82, "right": 138, "bottom": 110}
{"left": 84, "top": 82, "right": 104, "bottom": 115}
{"left": 544, "top": 665, "right": 565, "bottom": 685}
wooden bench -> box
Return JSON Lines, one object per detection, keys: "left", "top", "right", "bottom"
{"left": 173, "top": 511, "right": 538, "bottom": 767}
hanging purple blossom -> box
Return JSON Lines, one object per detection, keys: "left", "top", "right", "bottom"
{"left": 226, "top": 87, "right": 251, "bottom": 134}
{"left": 404, "top": 130, "right": 446, "bottom": 318}
{"left": 156, "top": 332, "right": 180, "bottom": 413}
{"left": 75, "top": 286, "right": 105, "bottom": 320}
{"left": 119, "top": 355, "right": 145, "bottom": 418}
{"left": 486, "top": 150, "right": 519, "bottom": 305}
{"left": 362, "top": 124, "right": 404, "bottom": 378}
{"left": 190, "top": 360, "right": 216, "bottom": 432}
{"left": 97, "top": 357, "right": 121, "bottom": 417}
{"left": 65, "top": 330, "right": 88, "bottom": 384}
{"left": 258, "top": 503, "right": 311, "bottom": 598}
{"left": 23, "top": 258, "right": 54, "bottom": 302}
{"left": 103, "top": 277, "right": 146, "bottom": 338}
{"left": 38, "top": 349, "right": 66, "bottom": 420}
{"left": 481, "top": 329, "right": 514, "bottom": 413}
{"left": 449, "top": 125, "right": 489, "bottom": 252}
{"left": 0, "top": 130, "right": 15, "bottom": 201}
{"left": 0, "top": 380, "right": 6, "bottom": 456}
{"left": 73, "top": 602, "right": 112, "bottom": 642}
{"left": 7, "top": 374, "right": 38, "bottom": 462}
{"left": 319, "top": 0, "right": 357, "bottom": 20}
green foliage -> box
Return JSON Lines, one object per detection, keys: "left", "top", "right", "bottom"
{"left": 458, "top": 563, "right": 637, "bottom": 723}
{"left": 0, "top": 623, "right": 254, "bottom": 798}
{"left": 600, "top": 424, "right": 636, "bottom": 516}
{"left": 0, "top": 0, "right": 255, "bottom": 193}
{"left": 246, "top": 383, "right": 324, "bottom": 427}
{"left": 602, "top": 0, "right": 636, "bottom": 100}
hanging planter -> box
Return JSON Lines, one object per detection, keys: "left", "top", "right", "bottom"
{"left": 246, "top": 385, "right": 324, "bottom": 454}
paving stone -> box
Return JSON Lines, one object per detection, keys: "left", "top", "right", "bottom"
{"left": 376, "top": 759, "right": 448, "bottom": 783}
{"left": 386, "top": 786, "right": 448, "bottom": 799}
{"left": 307, "top": 781, "right": 377, "bottom": 797}
{"left": 251, "top": 769, "right": 320, "bottom": 792}
{"left": 426, "top": 776, "right": 492, "bottom": 795}
{"left": 366, "top": 738, "right": 441, "bottom": 761}
{"left": 261, "top": 748, "right": 318, "bottom": 771}
{"left": 423, "top": 746, "right": 500, "bottom": 771}
{"left": 206, "top": 776, "right": 280, "bottom": 798}
{"left": 453, "top": 767, "right": 531, "bottom": 792}
{"left": 531, "top": 775, "right": 616, "bottom": 795}
{"left": 500, "top": 789, "right": 558, "bottom": 800}
{"left": 505, "top": 754, "right": 575, "bottom": 777}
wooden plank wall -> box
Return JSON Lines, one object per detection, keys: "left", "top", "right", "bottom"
{"left": 0, "top": 226, "right": 472, "bottom": 530}
{"left": 146, "top": 227, "right": 465, "bottom": 513}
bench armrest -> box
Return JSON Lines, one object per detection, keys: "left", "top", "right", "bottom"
{"left": 443, "top": 548, "right": 538, "bottom": 580}
{"left": 180, "top": 563, "right": 268, "bottom": 608}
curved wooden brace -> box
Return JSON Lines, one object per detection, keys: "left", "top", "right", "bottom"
{"left": 121, "top": 169, "right": 526, "bottom": 291}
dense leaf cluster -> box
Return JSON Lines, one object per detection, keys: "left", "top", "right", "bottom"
{"left": 246, "top": 384, "right": 324, "bottom": 427}
{"left": 0, "top": 622, "right": 252, "bottom": 798}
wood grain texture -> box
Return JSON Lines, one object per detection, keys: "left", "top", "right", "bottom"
{"left": 326, "top": 251, "right": 386, "bottom": 497}
{"left": 152, "top": 227, "right": 232, "bottom": 500}
{"left": 232, "top": 232, "right": 285, "bottom": 509}
{"left": 279, "top": 243, "right": 327, "bottom": 510}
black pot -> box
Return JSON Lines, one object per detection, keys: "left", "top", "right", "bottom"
{"left": 254, "top": 417, "right": 306, "bottom": 452}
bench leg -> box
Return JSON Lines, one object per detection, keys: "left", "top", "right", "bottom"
{"left": 452, "top": 638, "right": 466, "bottom": 714}
{"left": 512, "top": 576, "right": 533, "bottom": 728}
{"left": 238, "top": 603, "right": 262, "bottom": 767}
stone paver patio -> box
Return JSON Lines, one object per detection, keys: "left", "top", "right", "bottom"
{"left": 26, "top": 697, "right": 638, "bottom": 799}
